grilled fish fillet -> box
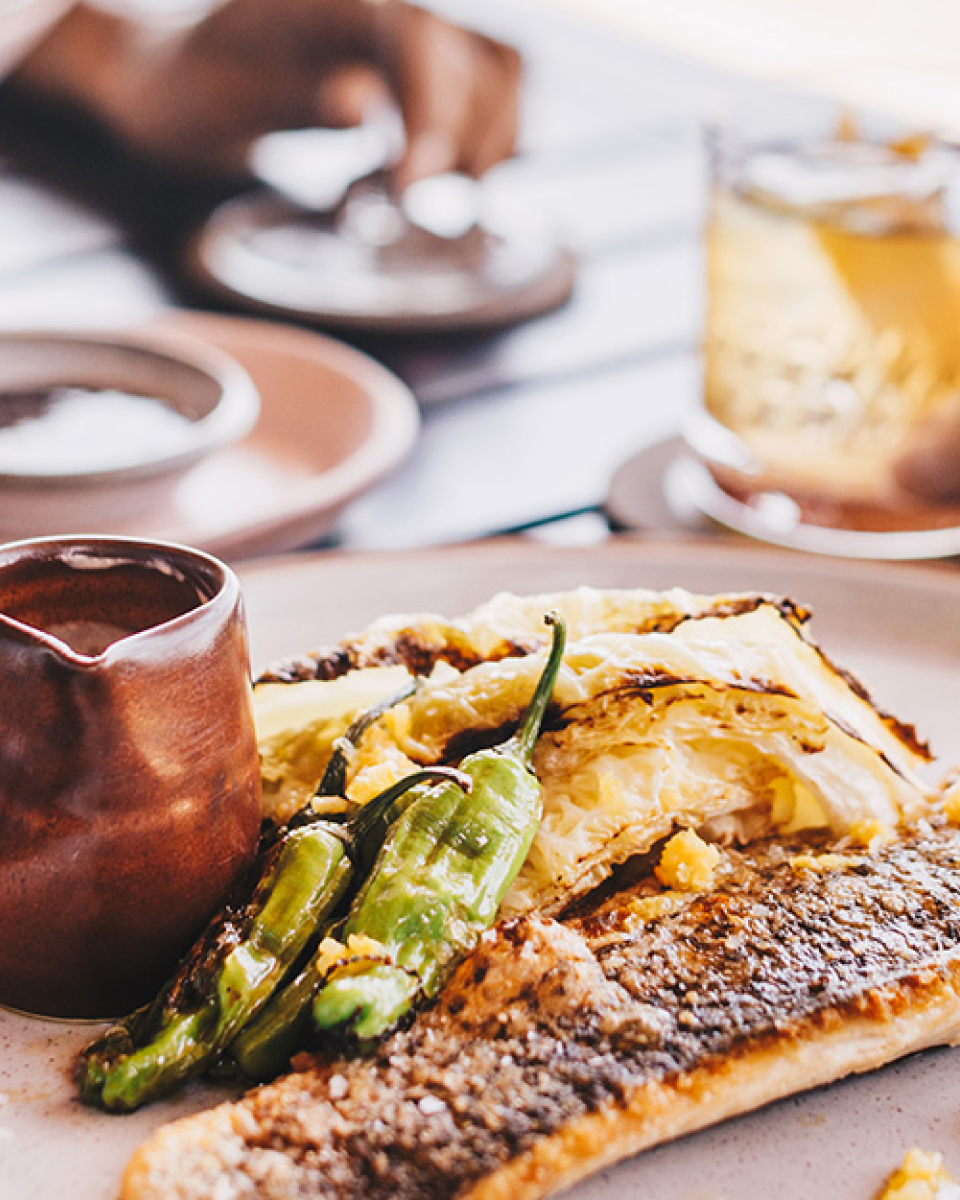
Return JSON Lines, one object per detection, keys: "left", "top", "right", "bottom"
{"left": 123, "top": 823, "right": 960, "bottom": 1200}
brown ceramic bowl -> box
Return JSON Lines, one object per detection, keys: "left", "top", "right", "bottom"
{"left": 0, "top": 331, "right": 260, "bottom": 541}
{"left": 0, "top": 536, "right": 263, "bottom": 1018}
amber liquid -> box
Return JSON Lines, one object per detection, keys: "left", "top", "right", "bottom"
{"left": 701, "top": 143, "right": 960, "bottom": 533}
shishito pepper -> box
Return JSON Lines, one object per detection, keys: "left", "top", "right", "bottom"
{"left": 227, "top": 775, "right": 473, "bottom": 1082}
{"left": 78, "top": 818, "right": 354, "bottom": 1110}
{"left": 311, "top": 611, "right": 566, "bottom": 1046}
{"left": 77, "top": 682, "right": 447, "bottom": 1112}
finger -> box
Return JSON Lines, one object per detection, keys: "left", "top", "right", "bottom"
{"left": 388, "top": 6, "right": 473, "bottom": 189}
{"left": 314, "top": 64, "right": 391, "bottom": 129}
{"left": 457, "top": 39, "right": 522, "bottom": 178}
{"left": 393, "top": 17, "right": 522, "bottom": 188}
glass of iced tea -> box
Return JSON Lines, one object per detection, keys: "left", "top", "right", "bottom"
{"left": 682, "top": 64, "right": 960, "bottom": 557}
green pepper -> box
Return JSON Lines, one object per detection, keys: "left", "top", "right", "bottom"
{"left": 226, "top": 942, "right": 331, "bottom": 1081}
{"left": 76, "top": 681, "right": 426, "bottom": 1111}
{"left": 226, "top": 772, "right": 466, "bottom": 1081}
{"left": 311, "top": 611, "right": 566, "bottom": 1046}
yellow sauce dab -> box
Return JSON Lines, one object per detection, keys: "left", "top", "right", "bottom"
{"left": 655, "top": 831, "right": 720, "bottom": 892}
{"left": 878, "top": 1148, "right": 960, "bottom": 1200}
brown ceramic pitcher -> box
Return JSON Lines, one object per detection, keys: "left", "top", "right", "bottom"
{"left": 0, "top": 536, "right": 262, "bottom": 1018}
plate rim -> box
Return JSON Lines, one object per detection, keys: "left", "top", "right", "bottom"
{"left": 236, "top": 531, "right": 960, "bottom": 597}
{"left": 131, "top": 312, "right": 422, "bottom": 558}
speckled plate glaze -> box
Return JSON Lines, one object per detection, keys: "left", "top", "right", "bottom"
{"left": 5, "top": 538, "right": 960, "bottom": 1200}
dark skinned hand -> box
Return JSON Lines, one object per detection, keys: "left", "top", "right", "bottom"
{"left": 12, "top": 0, "right": 522, "bottom": 186}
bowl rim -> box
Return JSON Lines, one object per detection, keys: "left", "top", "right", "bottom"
{"left": 0, "top": 330, "right": 260, "bottom": 488}
{"left": 0, "top": 532, "right": 241, "bottom": 665}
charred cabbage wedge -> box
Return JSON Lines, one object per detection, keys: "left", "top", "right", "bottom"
{"left": 253, "top": 589, "right": 931, "bottom": 919}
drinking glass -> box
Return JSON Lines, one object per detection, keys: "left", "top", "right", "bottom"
{"left": 681, "top": 62, "right": 960, "bottom": 557}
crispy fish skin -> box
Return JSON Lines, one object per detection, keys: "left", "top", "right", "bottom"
{"left": 123, "top": 825, "right": 960, "bottom": 1200}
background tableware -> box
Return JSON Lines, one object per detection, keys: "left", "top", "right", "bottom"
{"left": 683, "top": 63, "right": 960, "bottom": 557}
{"left": 0, "top": 535, "right": 262, "bottom": 1018}
{"left": 0, "top": 315, "right": 419, "bottom": 557}
{"left": 0, "top": 331, "right": 259, "bottom": 540}
{"left": 188, "top": 177, "right": 576, "bottom": 333}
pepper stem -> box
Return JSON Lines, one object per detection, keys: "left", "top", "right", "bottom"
{"left": 315, "top": 677, "right": 418, "bottom": 799}
{"left": 513, "top": 611, "right": 566, "bottom": 766}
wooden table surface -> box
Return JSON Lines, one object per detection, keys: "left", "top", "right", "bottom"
{"left": 0, "top": 0, "right": 749, "bottom": 557}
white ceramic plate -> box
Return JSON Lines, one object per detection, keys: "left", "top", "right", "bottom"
{"left": 0, "top": 313, "right": 419, "bottom": 559}
{"left": 5, "top": 538, "right": 960, "bottom": 1200}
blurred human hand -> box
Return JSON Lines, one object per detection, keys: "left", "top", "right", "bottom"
{"left": 12, "top": 0, "right": 522, "bottom": 186}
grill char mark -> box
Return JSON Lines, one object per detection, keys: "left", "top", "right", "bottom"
{"left": 254, "top": 630, "right": 530, "bottom": 685}
{"left": 253, "top": 595, "right": 802, "bottom": 689}
{"left": 135, "top": 827, "right": 960, "bottom": 1200}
